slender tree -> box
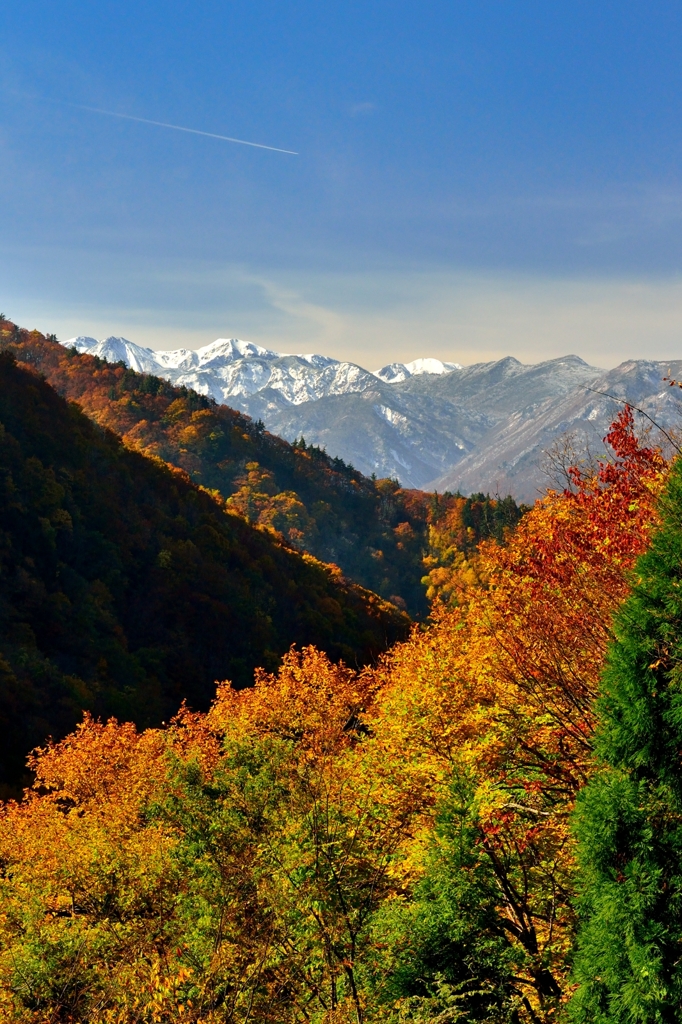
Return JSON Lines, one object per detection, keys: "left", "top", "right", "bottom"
{"left": 571, "top": 455, "right": 682, "bottom": 1023}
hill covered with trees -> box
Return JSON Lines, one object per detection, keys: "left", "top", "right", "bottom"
{"left": 0, "top": 350, "right": 408, "bottom": 789}
{"left": 0, "top": 404, "right": 674, "bottom": 1022}
{"left": 0, "top": 321, "right": 526, "bottom": 617}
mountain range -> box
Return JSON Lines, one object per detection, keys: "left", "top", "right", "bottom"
{"left": 64, "top": 335, "right": 682, "bottom": 502}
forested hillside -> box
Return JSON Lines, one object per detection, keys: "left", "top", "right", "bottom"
{"left": 0, "top": 321, "right": 525, "bottom": 616}
{"left": 0, "top": 405, "right": 674, "bottom": 1022}
{"left": 0, "top": 350, "right": 408, "bottom": 789}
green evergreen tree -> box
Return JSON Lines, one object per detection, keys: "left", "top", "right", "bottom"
{"left": 571, "top": 456, "right": 682, "bottom": 1023}
{"left": 366, "top": 777, "right": 522, "bottom": 1022}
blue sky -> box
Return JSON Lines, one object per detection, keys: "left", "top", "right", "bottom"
{"left": 2, "top": 1, "right": 682, "bottom": 367}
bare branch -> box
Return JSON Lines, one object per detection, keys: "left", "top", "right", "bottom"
{"left": 581, "top": 385, "right": 682, "bottom": 455}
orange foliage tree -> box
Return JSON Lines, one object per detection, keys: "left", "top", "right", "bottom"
{"left": 0, "top": 651, "right": 423, "bottom": 1022}
{"left": 422, "top": 493, "right": 525, "bottom": 606}
{"left": 368, "top": 407, "right": 667, "bottom": 1018}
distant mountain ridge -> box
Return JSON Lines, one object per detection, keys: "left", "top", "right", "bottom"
{"left": 62, "top": 335, "right": 682, "bottom": 501}
{"left": 64, "top": 335, "right": 462, "bottom": 404}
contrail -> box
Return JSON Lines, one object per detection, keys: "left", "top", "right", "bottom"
{"left": 67, "top": 102, "right": 298, "bottom": 155}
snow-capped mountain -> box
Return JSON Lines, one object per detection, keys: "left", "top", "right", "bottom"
{"left": 61, "top": 336, "right": 682, "bottom": 500}
{"left": 374, "top": 358, "right": 462, "bottom": 383}
{"left": 65, "top": 335, "right": 163, "bottom": 375}
{"left": 63, "top": 336, "right": 457, "bottom": 407}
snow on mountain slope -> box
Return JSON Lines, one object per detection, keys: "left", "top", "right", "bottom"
{"left": 258, "top": 355, "right": 605, "bottom": 489}
{"left": 154, "top": 338, "right": 281, "bottom": 369}
{"left": 61, "top": 336, "right": 454, "bottom": 406}
{"left": 66, "top": 336, "right": 162, "bottom": 374}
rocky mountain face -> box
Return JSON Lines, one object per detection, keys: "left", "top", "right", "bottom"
{"left": 63, "top": 336, "right": 682, "bottom": 501}
{"left": 429, "top": 358, "right": 682, "bottom": 500}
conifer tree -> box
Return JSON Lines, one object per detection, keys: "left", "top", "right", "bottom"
{"left": 571, "top": 455, "right": 682, "bottom": 1023}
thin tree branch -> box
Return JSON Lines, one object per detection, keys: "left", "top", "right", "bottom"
{"left": 581, "top": 385, "right": 682, "bottom": 454}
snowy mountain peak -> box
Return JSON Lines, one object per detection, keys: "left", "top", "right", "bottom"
{"left": 63, "top": 336, "right": 160, "bottom": 374}
{"left": 55, "top": 334, "right": 682, "bottom": 502}
{"left": 374, "top": 358, "right": 462, "bottom": 383}
{"left": 150, "top": 338, "right": 282, "bottom": 372}
{"left": 197, "top": 338, "right": 280, "bottom": 363}
{"left": 405, "top": 358, "right": 462, "bottom": 375}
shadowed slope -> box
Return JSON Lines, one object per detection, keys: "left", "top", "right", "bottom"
{"left": 0, "top": 352, "right": 408, "bottom": 787}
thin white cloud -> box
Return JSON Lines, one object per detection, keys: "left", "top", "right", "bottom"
{"left": 51, "top": 100, "right": 299, "bottom": 155}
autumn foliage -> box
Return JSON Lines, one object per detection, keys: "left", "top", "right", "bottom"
{"left": 0, "top": 399, "right": 669, "bottom": 1022}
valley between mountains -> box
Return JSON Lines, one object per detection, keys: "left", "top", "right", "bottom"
{"left": 65, "top": 333, "right": 682, "bottom": 500}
